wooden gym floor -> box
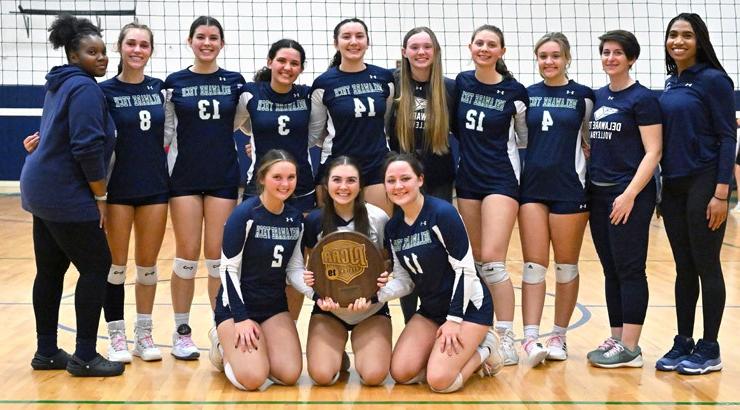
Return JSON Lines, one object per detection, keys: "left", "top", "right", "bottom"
{"left": 0, "top": 193, "right": 738, "bottom": 409}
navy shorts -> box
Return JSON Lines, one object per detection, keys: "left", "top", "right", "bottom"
{"left": 417, "top": 293, "right": 493, "bottom": 327}
{"left": 519, "top": 197, "right": 589, "bottom": 214}
{"left": 455, "top": 186, "right": 518, "bottom": 202}
{"left": 213, "top": 286, "right": 288, "bottom": 326}
{"left": 170, "top": 186, "right": 239, "bottom": 200}
{"left": 310, "top": 303, "right": 391, "bottom": 331}
{"left": 107, "top": 192, "right": 169, "bottom": 206}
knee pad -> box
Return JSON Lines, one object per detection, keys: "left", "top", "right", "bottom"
{"left": 224, "top": 362, "right": 247, "bottom": 390}
{"left": 555, "top": 263, "right": 579, "bottom": 283}
{"left": 430, "top": 372, "right": 463, "bottom": 394}
{"left": 205, "top": 258, "right": 221, "bottom": 279}
{"left": 136, "top": 265, "right": 158, "bottom": 286}
{"left": 107, "top": 264, "right": 127, "bottom": 285}
{"left": 481, "top": 262, "right": 509, "bottom": 285}
{"left": 522, "top": 262, "right": 547, "bottom": 284}
{"left": 173, "top": 258, "right": 198, "bottom": 280}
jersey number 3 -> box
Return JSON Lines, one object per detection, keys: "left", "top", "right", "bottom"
{"left": 277, "top": 115, "right": 290, "bottom": 135}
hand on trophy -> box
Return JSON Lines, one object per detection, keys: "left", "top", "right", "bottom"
{"left": 303, "top": 270, "right": 315, "bottom": 287}
{"left": 317, "top": 296, "right": 341, "bottom": 311}
{"left": 346, "top": 297, "right": 371, "bottom": 312}
{"left": 376, "top": 271, "right": 389, "bottom": 288}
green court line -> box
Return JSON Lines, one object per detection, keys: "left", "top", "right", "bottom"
{"left": 0, "top": 400, "right": 738, "bottom": 406}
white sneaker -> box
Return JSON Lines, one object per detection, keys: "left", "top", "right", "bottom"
{"left": 477, "top": 328, "right": 504, "bottom": 376}
{"left": 545, "top": 334, "right": 568, "bottom": 361}
{"left": 171, "top": 324, "right": 200, "bottom": 360}
{"left": 208, "top": 326, "right": 224, "bottom": 371}
{"left": 495, "top": 327, "right": 519, "bottom": 366}
{"left": 107, "top": 320, "right": 132, "bottom": 363}
{"left": 133, "top": 320, "right": 162, "bottom": 361}
{"left": 522, "top": 337, "right": 547, "bottom": 367}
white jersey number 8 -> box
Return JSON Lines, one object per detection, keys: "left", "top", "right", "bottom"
{"left": 139, "top": 110, "right": 151, "bottom": 131}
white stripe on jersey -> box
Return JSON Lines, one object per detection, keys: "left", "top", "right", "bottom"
{"left": 576, "top": 98, "right": 594, "bottom": 189}
{"left": 430, "top": 225, "right": 484, "bottom": 318}
{"left": 219, "top": 219, "right": 252, "bottom": 307}
{"left": 322, "top": 112, "right": 337, "bottom": 165}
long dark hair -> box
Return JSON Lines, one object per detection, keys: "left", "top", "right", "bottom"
{"left": 470, "top": 25, "right": 513, "bottom": 79}
{"left": 320, "top": 156, "right": 370, "bottom": 237}
{"left": 329, "top": 18, "right": 369, "bottom": 68}
{"left": 664, "top": 13, "right": 726, "bottom": 75}
{"left": 48, "top": 14, "right": 102, "bottom": 59}
{"left": 254, "top": 39, "right": 306, "bottom": 82}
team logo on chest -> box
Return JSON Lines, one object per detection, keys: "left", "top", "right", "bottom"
{"left": 320, "top": 240, "right": 369, "bottom": 284}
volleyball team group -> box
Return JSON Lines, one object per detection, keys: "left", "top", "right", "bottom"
{"left": 19, "top": 10, "right": 736, "bottom": 393}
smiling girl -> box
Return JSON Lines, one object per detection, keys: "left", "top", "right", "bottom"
{"left": 164, "top": 16, "right": 246, "bottom": 360}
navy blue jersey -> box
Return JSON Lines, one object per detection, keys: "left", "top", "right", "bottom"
{"left": 218, "top": 196, "right": 304, "bottom": 322}
{"left": 388, "top": 73, "right": 457, "bottom": 189}
{"left": 239, "top": 81, "right": 314, "bottom": 196}
{"left": 309, "top": 65, "right": 394, "bottom": 177}
{"left": 659, "top": 64, "right": 736, "bottom": 184}
{"left": 454, "top": 72, "right": 528, "bottom": 194}
{"left": 384, "top": 196, "right": 487, "bottom": 323}
{"left": 589, "top": 82, "right": 662, "bottom": 184}
{"left": 164, "top": 68, "right": 246, "bottom": 191}
{"left": 520, "top": 80, "right": 594, "bottom": 201}
{"left": 100, "top": 76, "right": 169, "bottom": 201}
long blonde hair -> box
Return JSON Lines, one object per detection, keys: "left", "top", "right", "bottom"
{"left": 395, "top": 27, "right": 449, "bottom": 155}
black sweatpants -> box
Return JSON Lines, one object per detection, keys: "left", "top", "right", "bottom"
{"left": 661, "top": 169, "right": 726, "bottom": 342}
{"left": 32, "top": 216, "right": 111, "bottom": 359}
{"left": 589, "top": 180, "right": 656, "bottom": 327}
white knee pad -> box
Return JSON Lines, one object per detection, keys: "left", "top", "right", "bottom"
{"left": 107, "top": 264, "right": 127, "bottom": 285}
{"left": 173, "top": 258, "right": 198, "bottom": 280}
{"left": 224, "top": 362, "right": 247, "bottom": 390}
{"left": 522, "top": 262, "right": 547, "bottom": 285}
{"left": 136, "top": 265, "right": 158, "bottom": 286}
{"left": 430, "top": 373, "right": 463, "bottom": 394}
{"left": 481, "top": 262, "right": 509, "bottom": 285}
{"left": 205, "top": 259, "right": 221, "bottom": 279}
{"left": 555, "top": 263, "right": 579, "bottom": 283}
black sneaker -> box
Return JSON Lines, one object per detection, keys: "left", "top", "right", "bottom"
{"left": 656, "top": 335, "right": 694, "bottom": 371}
{"left": 31, "top": 349, "right": 71, "bottom": 370}
{"left": 66, "top": 353, "right": 125, "bottom": 377}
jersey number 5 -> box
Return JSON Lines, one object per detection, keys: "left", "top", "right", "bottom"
{"left": 271, "top": 245, "right": 285, "bottom": 267}
{"left": 198, "top": 99, "right": 222, "bottom": 120}
{"left": 353, "top": 97, "right": 376, "bottom": 118}
{"left": 465, "top": 109, "right": 485, "bottom": 131}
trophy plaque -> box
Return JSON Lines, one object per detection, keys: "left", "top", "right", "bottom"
{"left": 307, "top": 231, "right": 385, "bottom": 307}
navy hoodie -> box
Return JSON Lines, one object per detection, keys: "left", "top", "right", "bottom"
{"left": 20, "top": 65, "right": 116, "bottom": 222}
{"left": 659, "top": 63, "right": 736, "bottom": 184}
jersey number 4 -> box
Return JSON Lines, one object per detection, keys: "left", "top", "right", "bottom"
{"left": 353, "top": 97, "right": 376, "bottom": 118}
{"left": 541, "top": 110, "right": 554, "bottom": 131}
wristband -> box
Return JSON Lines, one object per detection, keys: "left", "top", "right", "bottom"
{"left": 713, "top": 195, "right": 728, "bottom": 201}
{"left": 94, "top": 193, "right": 108, "bottom": 201}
